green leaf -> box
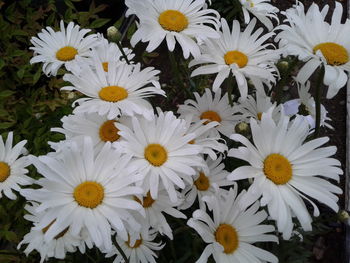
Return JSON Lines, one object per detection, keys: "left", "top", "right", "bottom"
{"left": 0, "top": 90, "right": 15, "bottom": 98}
{"left": 63, "top": 0, "right": 76, "bottom": 10}
{"left": 0, "top": 122, "right": 15, "bottom": 129}
{"left": 0, "top": 59, "right": 5, "bottom": 71}
{"left": 17, "top": 67, "right": 25, "bottom": 79}
{"left": 90, "top": 18, "right": 110, "bottom": 29}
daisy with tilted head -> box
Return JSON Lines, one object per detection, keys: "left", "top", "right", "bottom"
{"left": 50, "top": 112, "right": 130, "bottom": 152}
{"left": 181, "top": 114, "right": 228, "bottom": 160}
{"left": 276, "top": 2, "right": 350, "bottom": 99}
{"left": 178, "top": 88, "right": 239, "bottom": 138}
{"left": 233, "top": 89, "right": 281, "bottom": 123}
{"left": 283, "top": 81, "right": 332, "bottom": 130}
{"left": 190, "top": 18, "right": 279, "bottom": 98}
{"left": 228, "top": 109, "right": 343, "bottom": 239}
{"left": 115, "top": 110, "right": 204, "bottom": 203}
{"left": 131, "top": 188, "right": 186, "bottom": 240}
{"left": 85, "top": 36, "right": 135, "bottom": 71}
{"left": 180, "top": 155, "right": 232, "bottom": 210}
{"left": 21, "top": 138, "right": 145, "bottom": 251}
{"left": 0, "top": 132, "right": 32, "bottom": 200}
{"left": 239, "top": 0, "right": 279, "bottom": 31}
{"left": 187, "top": 186, "right": 278, "bottom": 263}
{"left": 105, "top": 226, "right": 164, "bottom": 263}
{"left": 30, "top": 21, "right": 98, "bottom": 76}
{"left": 62, "top": 58, "right": 164, "bottom": 120}
{"left": 127, "top": 0, "right": 220, "bottom": 59}
{"left": 18, "top": 203, "right": 84, "bottom": 263}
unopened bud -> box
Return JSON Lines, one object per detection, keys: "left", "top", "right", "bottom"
{"left": 338, "top": 210, "right": 350, "bottom": 222}
{"left": 277, "top": 60, "right": 289, "bottom": 73}
{"left": 235, "top": 122, "right": 251, "bottom": 137}
{"left": 107, "top": 26, "right": 121, "bottom": 43}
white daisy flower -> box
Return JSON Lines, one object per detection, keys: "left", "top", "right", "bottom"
{"left": 275, "top": 2, "right": 350, "bottom": 99}
{"left": 21, "top": 138, "right": 145, "bottom": 250}
{"left": 115, "top": 110, "right": 204, "bottom": 202}
{"left": 178, "top": 88, "right": 239, "bottom": 138}
{"left": 190, "top": 18, "right": 279, "bottom": 98}
{"left": 283, "top": 81, "right": 332, "bottom": 130}
{"left": 234, "top": 89, "right": 281, "bottom": 123}
{"left": 127, "top": 0, "right": 220, "bottom": 59}
{"left": 50, "top": 112, "right": 130, "bottom": 152}
{"left": 0, "top": 132, "right": 32, "bottom": 200}
{"left": 180, "top": 155, "right": 232, "bottom": 210}
{"left": 30, "top": 20, "right": 98, "bottom": 76}
{"left": 62, "top": 61, "right": 164, "bottom": 120}
{"left": 239, "top": 0, "right": 279, "bottom": 31}
{"left": 228, "top": 109, "right": 343, "bottom": 239}
{"left": 132, "top": 188, "right": 186, "bottom": 239}
{"left": 188, "top": 187, "right": 278, "bottom": 263}
{"left": 181, "top": 114, "right": 228, "bottom": 160}
{"left": 18, "top": 203, "right": 84, "bottom": 263}
{"left": 105, "top": 227, "right": 164, "bottom": 263}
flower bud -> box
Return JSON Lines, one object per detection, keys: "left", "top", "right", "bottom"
{"left": 107, "top": 26, "right": 121, "bottom": 43}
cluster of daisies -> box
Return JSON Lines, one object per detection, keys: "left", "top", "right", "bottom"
{"left": 0, "top": 0, "right": 348, "bottom": 262}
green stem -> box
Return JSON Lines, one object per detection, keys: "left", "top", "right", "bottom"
{"left": 112, "top": 237, "right": 129, "bottom": 263}
{"left": 115, "top": 41, "right": 130, "bottom": 65}
{"left": 314, "top": 66, "right": 325, "bottom": 138}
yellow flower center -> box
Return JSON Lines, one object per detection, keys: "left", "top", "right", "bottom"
{"left": 99, "top": 120, "right": 120, "bottom": 142}
{"left": 313, "top": 42, "right": 349, "bottom": 66}
{"left": 200, "top": 111, "right": 222, "bottom": 124}
{"left": 0, "top": 162, "right": 10, "bottom": 182}
{"left": 263, "top": 154, "right": 292, "bottom": 185}
{"left": 42, "top": 219, "right": 69, "bottom": 239}
{"left": 134, "top": 191, "right": 155, "bottom": 208}
{"left": 224, "top": 50, "right": 248, "bottom": 68}
{"left": 194, "top": 172, "right": 210, "bottom": 191}
{"left": 73, "top": 181, "right": 104, "bottom": 208}
{"left": 126, "top": 236, "right": 143, "bottom": 249}
{"left": 56, "top": 46, "right": 78, "bottom": 61}
{"left": 158, "top": 10, "right": 189, "bottom": 32}
{"left": 215, "top": 224, "right": 239, "bottom": 254}
{"left": 144, "top": 144, "right": 168, "bottom": 167}
{"left": 102, "top": 62, "right": 109, "bottom": 72}
{"left": 257, "top": 112, "right": 263, "bottom": 121}
{"left": 98, "top": 86, "right": 128, "bottom": 102}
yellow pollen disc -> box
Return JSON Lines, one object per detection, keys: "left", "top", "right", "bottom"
{"left": 224, "top": 50, "right": 248, "bottom": 68}
{"left": 56, "top": 46, "right": 78, "bottom": 61}
{"left": 215, "top": 224, "right": 239, "bottom": 254}
{"left": 134, "top": 191, "right": 155, "bottom": 208}
{"left": 200, "top": 111, "right": 222, "bottom": 124}
{"left": 158, "top": 10, "right": 189, "bottom": 32}
{"left": 144, "top": 144, "right": 168, "bottom": 167}
{"left": 73, "top": 181, "right": 104, "bottom": 208}
{"left": 98, "top": 86, "right": 128, "bottom": 102}
{"left": 102, "top": 62, "right": 109, "bottom": 72}
{"left": 99, "top": 120, "right": 120, "bottom": 142}
{"left": 42, "top": 220, "right": 69, "bottom": 239}
{"left": 188, "top": 139, "right": 195, "bottom": 144}
{"left": 126, "top": 236, "right": 143, "bottom": 249}
{"left": 194, "top": 172, "right": 210, "bottom": 191}
{"left": 0, "top": 162, "right": 10, "bottom": 182}
{"left": 257, "top": 112, "right": 263, "bottom": 121}
{"left": 313, "top": 42, "right": 349, "bottom": 66}
{"left": 263, "top": 154, "right": 292, "bottom": 185}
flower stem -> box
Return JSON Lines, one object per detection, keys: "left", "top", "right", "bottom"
{"left": 115, "top": 41, "right": 130, "bottom": 65}
{"left": 112, "top": 236, "right": 129, "bottom": 263}
{"left": 314, "top": 65, "right": 325, "bottom": 138}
